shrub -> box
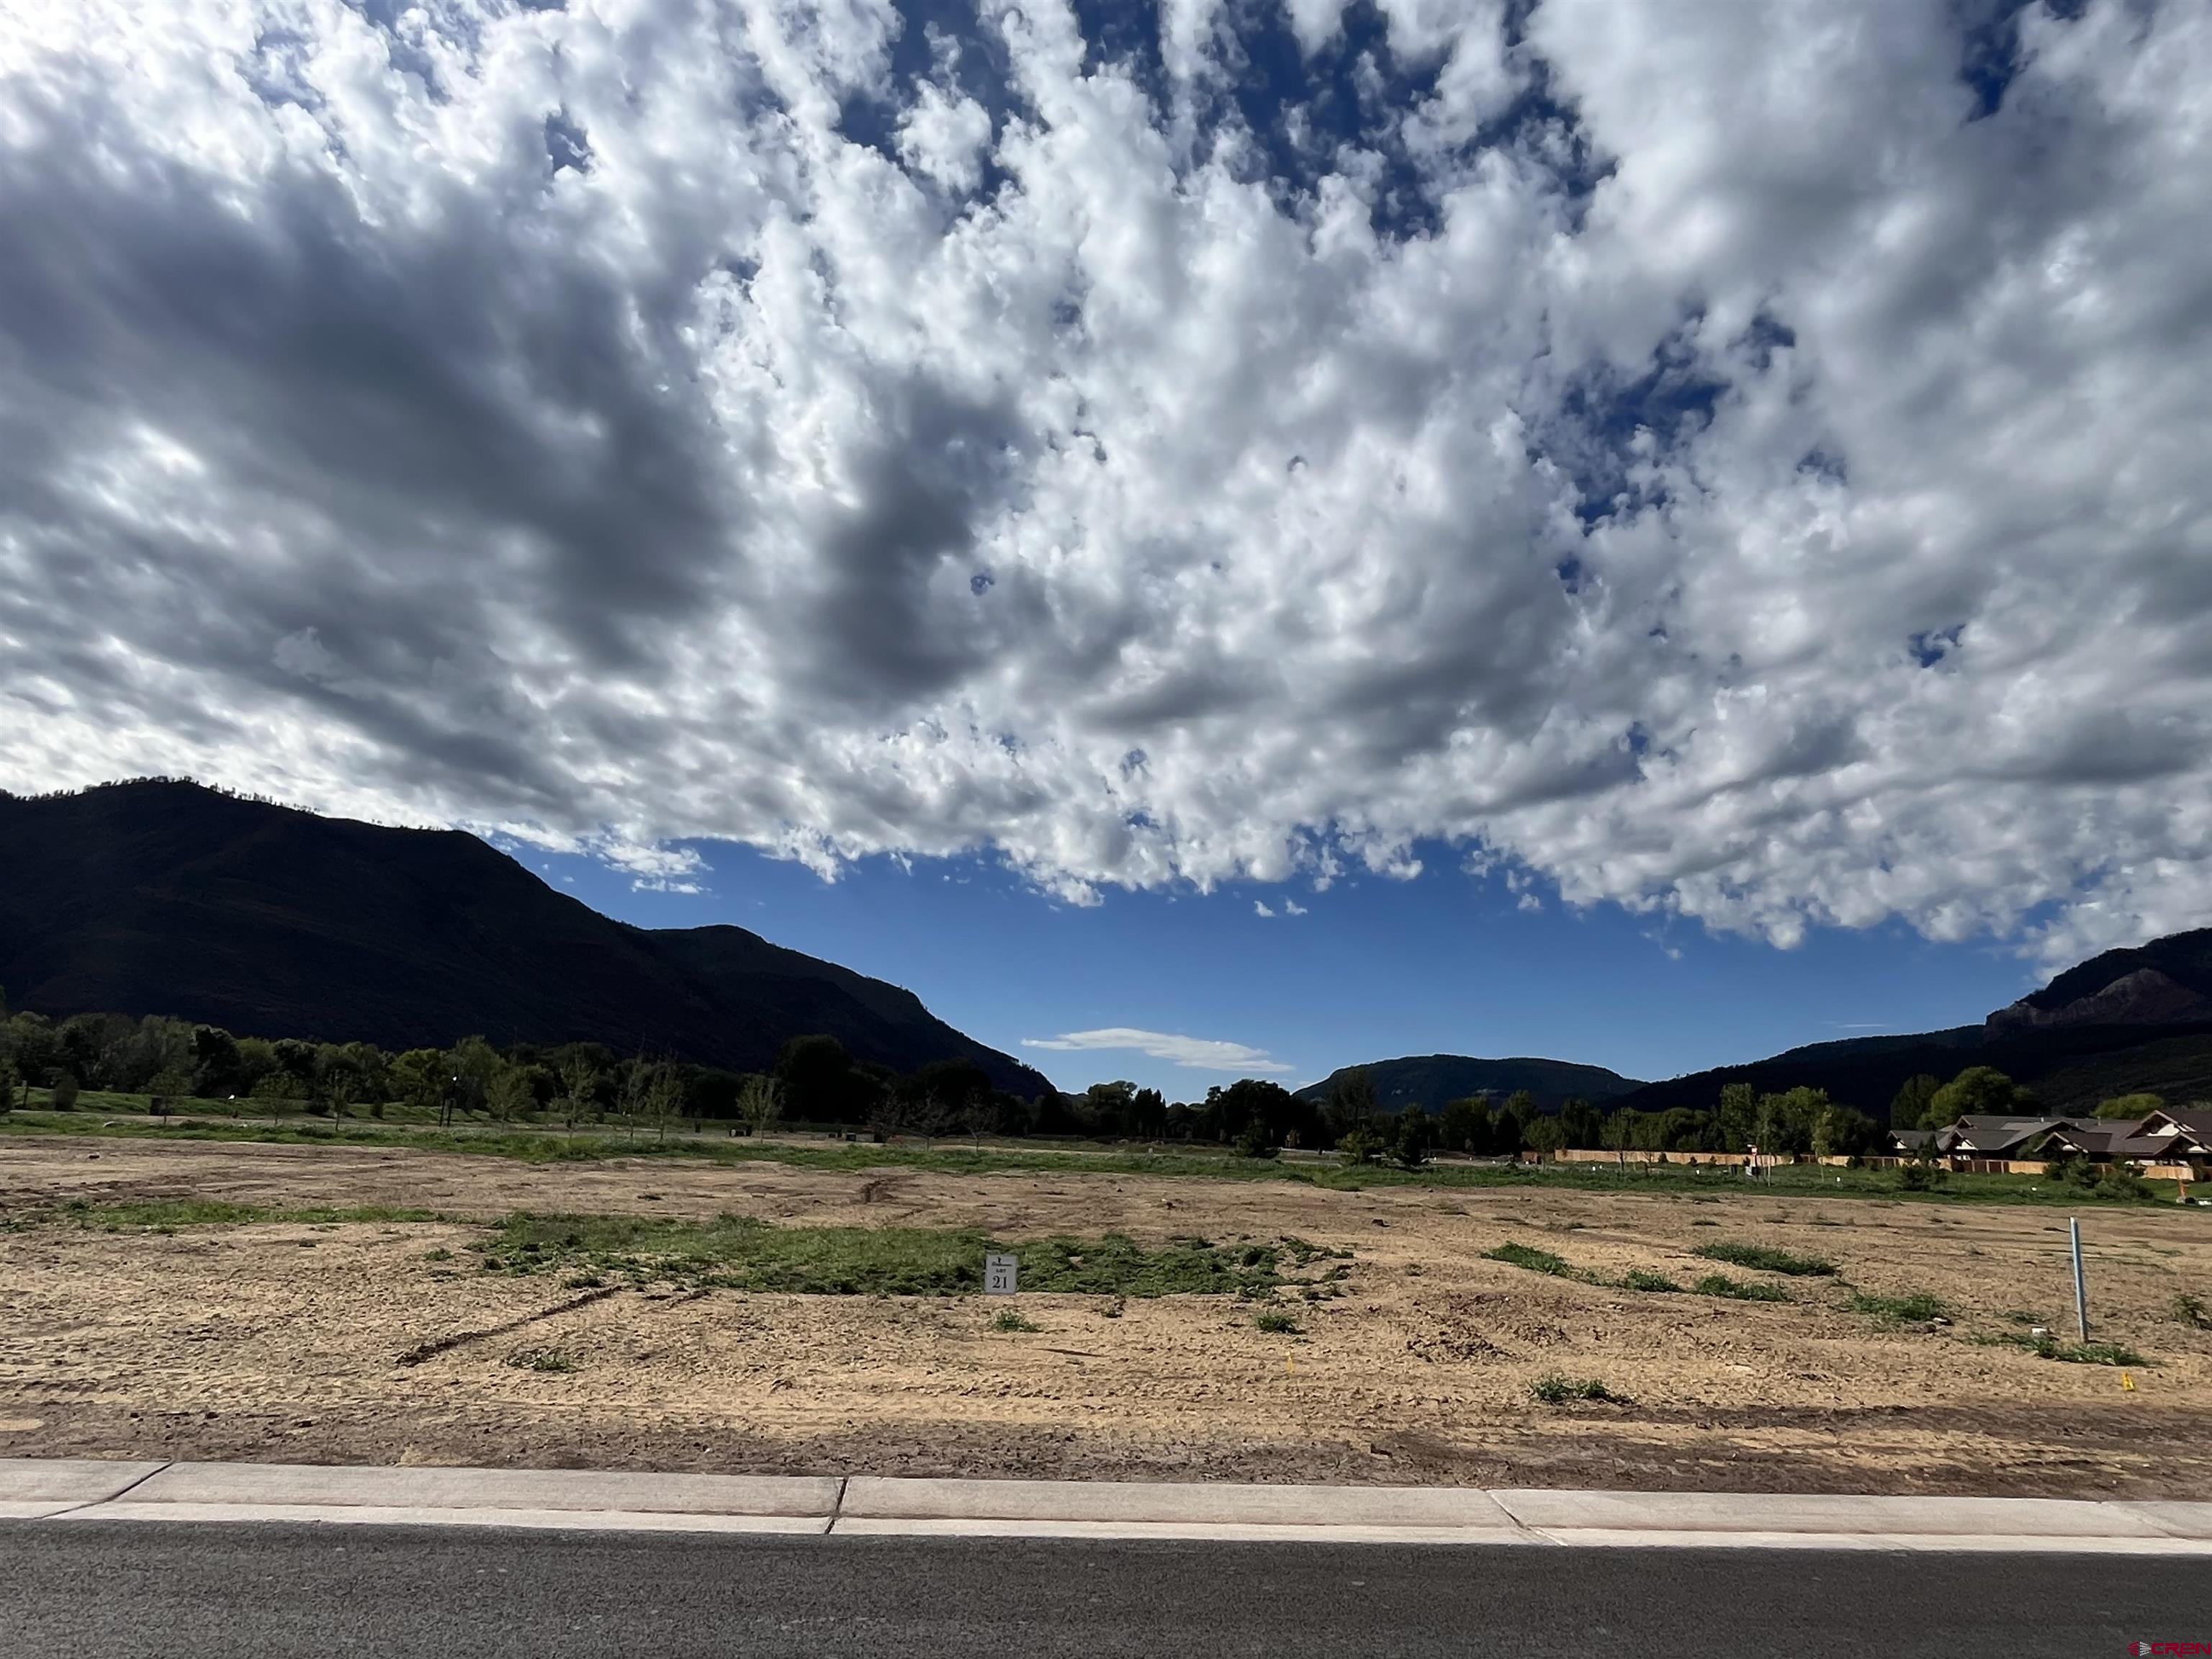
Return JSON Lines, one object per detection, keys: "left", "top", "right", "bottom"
{"left": 1336, "top": 1127, "right": 1383, "bottom": 1166}
{"left": 991, "top": 1308, "right": 1038, "bottom": 1333}
{"left": 50, "top": 1073, "right": 80, "bottom": 1112}
{"left": 1896, "top": 1162, "right": 1947, "bottom": 1192}
{"left": 1692, "top": 1273, "right": 1791, "bottom": 1303}
{"left": 1692, "top": 1241, "right": 1836, "bottom": 1277}
{"left": 1849, "top": 1291, "right": 1948, "bottom": 1323}
{"left": 2094, "top": 1165, "right": 2152, "bottom": 1201}
{"left": 1233, "top": 1120, "right": 1280, "bottom": 1160}
{"left": 1253, "top": 1309, "right": 1300, "bottom": 1334}
{"left": 1529, "top": 1374, "right": 1627, "bottom": 1404}
{"left": 2176, "top": 1293, "right": 2211, "bottom": 1331}
{"left": 2023, "top": 1333, "right": 2144, "bottom": 1366}
{"left": 1622, "top": 1270, "right": 1682, "bottom": 1293}
{"left": 1483, "top": 1242, "right": 1571, "bottom": 1277}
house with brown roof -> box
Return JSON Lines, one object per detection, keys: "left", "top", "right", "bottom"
{"left": 2129, "top": 1108, "right": 2212, "bottom": 1172}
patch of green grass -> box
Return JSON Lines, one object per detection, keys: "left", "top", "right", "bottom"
{"left": 1848, "top": 1291, "right": 1949, "bottom": 1323}
{"left": 1691, "top": 1241, "right": 1837, "bottom": 1277}
{"left": 990, "top": 1308, "right": 1039, "bottom": 1333}
{"left": 4, "top": 1199, "right": 441, "bottom": 1233}
{"left": 472, "top": 1213, "right": 1321, "bottom": 1298}
{"left": 1622, "top": 1270, "right": 1682, "bottom": 1293}
{"left": 2175, "top": 1293, "right": 2211, "bottom": 1331}
{"left": 1529, "top": 1374, "right": 1628, "bottom": 1404}
{"left": 505, "top": 1347, "right": 576, "bottom": 1373}
{"left": 1691, "top": 1273, "right": 1792, "bottom": 1303}
{"left": 1253, "top": 1309, "right": 1300, "bottom": 1334}
{"left": 1482, "top": 1241, "right": 1572, "bottom": 1277}
{"left": 1984, "top": 1329, "right": 2147, "bottom": 1366}
{"left": 421, "top": 1246, "right": 454, "bottom": 1262}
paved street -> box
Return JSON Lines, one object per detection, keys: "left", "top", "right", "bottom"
{"left": 5, "top": 1521, "right": 2203, "bottom": 1658}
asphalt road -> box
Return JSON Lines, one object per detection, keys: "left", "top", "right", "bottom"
{"left": 4, "top": 1523, "right": 2202, "bottom": 1658}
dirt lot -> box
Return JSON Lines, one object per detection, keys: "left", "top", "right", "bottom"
{"left": 3, "top": 1138, "right": 2208, "bottom": 1494}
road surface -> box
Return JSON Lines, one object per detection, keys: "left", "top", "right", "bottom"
{"left": 4, "top": 1521, "right": 2200, "bottom": 1658}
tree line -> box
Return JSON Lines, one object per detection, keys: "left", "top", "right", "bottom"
{"left": 6, "top": 995, "right": 2155, "bottom": 1156}
{"left": 0, "top": 1000, "right": 1038, "bottom": 1141}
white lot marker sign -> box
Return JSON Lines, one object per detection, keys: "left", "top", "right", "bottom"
{"left": 984, "top": 1253, "right": 1019, "bottom": 1295}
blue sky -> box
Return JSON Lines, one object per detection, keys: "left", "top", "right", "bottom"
{"left": 6, "top": 0, "right": 2203, "bottom": 1092}
{"left": 521, "top": 838, "right": 2040, "bottom": 1098}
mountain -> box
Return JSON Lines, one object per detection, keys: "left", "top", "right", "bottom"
{"left": 0, "top": 780, "right": 1052, "bottom": 1094}
{"left": 1987, "top": 927, "right": 2212, "bottom": 1030}
{"left": 1612, "top": 928, "right": 2212, "bottom": 1120}
{"left": 1295, "top": 1054, "right": 1645, "bottom": 1115}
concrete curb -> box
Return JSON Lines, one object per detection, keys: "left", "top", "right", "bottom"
{"left": 4, "top": 1459, "right": 2208, "bottom": 1551}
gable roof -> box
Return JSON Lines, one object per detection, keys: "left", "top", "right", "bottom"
{"left": 2139, "top": 1108, "right": 2212, "bottom": 1148}
{"left": 1944, "top": 1115, "right": 2102, "bottom": 1154}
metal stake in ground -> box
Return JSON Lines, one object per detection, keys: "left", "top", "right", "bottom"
{"left": 2069, "top": 1217, "right": 2090, "bottom": 1343}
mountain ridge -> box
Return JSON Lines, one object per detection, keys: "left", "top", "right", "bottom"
{"left": 0, "top": 780, "right": 1051, "bottom": 1094}
{"left": 1295, "top": 1053, "right": 1645, "bottom": 1115}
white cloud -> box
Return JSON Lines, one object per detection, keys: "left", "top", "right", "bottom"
{"left": 1283, "top": 899, "right": 1308, "bottom": 916}
{"left": 1022, "top": 1027, "right": 1295, "bottom": 1073}
{"left": 1, "top": 0, "right": 2208, "bottom": 968}
{"left": 1253, "top": 899, "right": 1275, "bottom": 917}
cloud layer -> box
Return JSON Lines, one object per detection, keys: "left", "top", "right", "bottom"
{"left": 2, "top": 0, "right": 2208, "bottom": 961}
{"left": 1022, "top": 1028, "right": 1291, "bottom": 1074}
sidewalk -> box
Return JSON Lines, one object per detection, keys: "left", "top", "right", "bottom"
{"left": 5, "top": 1459, "right": 2210, "bottom": 1551}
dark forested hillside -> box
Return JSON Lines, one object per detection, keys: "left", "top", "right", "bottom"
{"left": 0, "top": 781, "right": 1050, "bottom": 1094}
{"left": 1295, "top": 1053, "right": 1644, "bottom": 1115}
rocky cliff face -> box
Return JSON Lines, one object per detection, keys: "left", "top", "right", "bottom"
{"left": 1987, "top": 967, "right": 2212, "bottom": 1032}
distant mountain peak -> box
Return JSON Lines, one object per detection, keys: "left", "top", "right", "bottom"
{"left": 1989, "top": 929, "right": 2212, "bottom": 1033}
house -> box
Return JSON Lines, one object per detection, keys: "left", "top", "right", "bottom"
{"left": 2131, "top": 1108, "right": 2212, "bottom": 1172}
{"left": 1886, "top": 1128, "right": 1938, "bottom": 1156}
{"left": 2019, "top": 1109, "right": 2208, "bottom": 1174}
{"left": 1936, "top": 1115, "right": 2103, "bottom": 1160}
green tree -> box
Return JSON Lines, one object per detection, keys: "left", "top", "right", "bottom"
{"left": 736, "top": 1073, "right": 783, "bottom": 1140}
{"left": 1716, "top": 1082, "right": 1758, "bottom": 1150}
{"left": 1323, "top": 1068, "right": 1379, "bottom": 1146}
{"left": 1558, "top": 1097, "right": 1604, "bottom": 1148}
{"left": 776, "top": 1034, "right": 874, "bottom": 1123}
{"left": 0, "top": 1056, "right": 16, "bottom": 1114}
{"left": 1439, "top": 1096, "right": 1490, "bottom": 1154}
{"left": 1927, "top": 1066, "right": 2027, "bottom": 1125}
{"left": 1392, "top": 1107, "right": 1433, "bottom": 1169}
{"left": 643, "top": 1062, "right": 686, "bottom": 1143}
{"left": 556, "top": 1053, "right": 602, "bottom": 1129}
{"left": 1889, "top": 1074, "right": 1941, "bottom": 1130}
{"left": 1813, "top": 1102, "right": 1879, "bottom": 1158}
{"left": 447, "top": 1035, "right": 503, "bottom": 1117}
{"left": 2095, "top": 1092, "right": 2164, "bottom": 1120}
{"left": 50, "top": 1071, "right": 80, "bottom": 1112}
{"left": 486, "top": 1065, "right": 536, "bottom": 1123}
{"left": 1493, "top": 1098, "right": 1529, "bottom": 1156}
{"left": 1753, "top": 1086, "right": 1827, "bottom": 1156}
{"left": 392, "top": 1049, "right": 449, "bottom": 1120}
{"left": 1233, "top": 1118, "right": 1280, "bottom": 1159}
{"left": 1521, "top": 1112, "right": 1564, "bottom": 1154}
{"left": 1084, "top": 1079, "right": 1139, "bottom": 1133}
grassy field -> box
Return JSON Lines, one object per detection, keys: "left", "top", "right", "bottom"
{"left": 0, "top": 1095, "right": 2188, "bottom": 1208}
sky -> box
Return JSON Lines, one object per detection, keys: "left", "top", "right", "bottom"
{"left": 2, "top": 0, "right": 2208, "bottom": 1095}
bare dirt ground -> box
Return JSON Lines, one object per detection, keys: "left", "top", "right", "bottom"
{"left": 3, "top": 1138, "right": 2208, "bottom": 1494}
